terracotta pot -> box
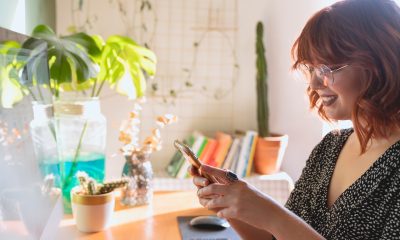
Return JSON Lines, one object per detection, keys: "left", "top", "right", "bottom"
{"left": 254, "top": 134, "right": 288, "bottom": 174}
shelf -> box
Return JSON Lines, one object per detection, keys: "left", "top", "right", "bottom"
{"left": 153, "top": 171, "right": 294, "bottom": 205}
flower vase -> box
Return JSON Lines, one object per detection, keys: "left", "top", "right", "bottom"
{"left": 121, "top": 150, "right": 153, "bottom": 206}
{"left": 54, "top": 98, "right": 106, "bottom": 213}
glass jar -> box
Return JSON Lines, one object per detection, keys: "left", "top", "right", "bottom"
{"left": 30, "top": 102, "right": 60, "bottom": 186}
{"left": 121, "top": 149, "right": 153, "bottom": 206}
{"left": 54, "top": 98, "right": 106, "bottom": 213}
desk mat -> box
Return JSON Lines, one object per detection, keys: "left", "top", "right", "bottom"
{"left": 177, "top": 216, "right": 241, "bottom": 240}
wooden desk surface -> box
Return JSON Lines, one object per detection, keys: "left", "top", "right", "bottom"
{"left": 57, "top": 191, "right": 213, "bottom": 240}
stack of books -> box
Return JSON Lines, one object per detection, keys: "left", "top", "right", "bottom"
{"left": 166, "top": 130, "right": 259, "bottom": 178}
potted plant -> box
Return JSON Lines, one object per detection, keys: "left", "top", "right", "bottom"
{"left": 0, "top": 24, "right": 157, "bottom": 213}
{"left": 70, "top": 171, "right": 128, "bottom": 232}
{"left": 253, "top": 21, "right": 288, "bottom": 175}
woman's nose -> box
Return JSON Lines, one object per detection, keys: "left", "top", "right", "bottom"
{"left": 309, "top": 73, "right": 325, "bottom": 90}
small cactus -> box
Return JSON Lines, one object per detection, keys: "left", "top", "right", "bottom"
{"left": 97, "top": 179, "right": 129, "bottom": 194}
{"left": 76, "top": 171, "right": 129, "bottom": 195}
{"left": 87, "top": 180, "right": 97, "bottom": 195}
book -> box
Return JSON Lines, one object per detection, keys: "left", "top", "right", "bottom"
{"left": 246, "top": 134, "right": 258, "bottom": 176}
{"left": 236, "top": 131, "right": 257, "bottom": 178}
{"left": 230, "top": 139, "right": 242, "bottom": 173}
{"left": 199, "top": 138, "right": 218, "bottom": 165}
{"left": 222, "top": 137, "right": 240, "bottom": 170}
{"left": 208, "top": 131, "right": 233, "bottom": 167}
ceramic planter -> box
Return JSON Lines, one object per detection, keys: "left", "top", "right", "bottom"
{"left": 70, "top": 187, "right": 114, "bottom": 232}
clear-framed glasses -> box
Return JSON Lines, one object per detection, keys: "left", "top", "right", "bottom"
{"left": 299, "top": 64, "right": 349, "bottom": 87}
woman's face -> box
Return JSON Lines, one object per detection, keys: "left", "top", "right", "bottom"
{"left": 309, "top": 65, "right": 363, "bottom": 120}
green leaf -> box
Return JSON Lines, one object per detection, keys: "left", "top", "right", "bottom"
{"left": 128, "top": 63, "right": 146, "bottom": 98}
{"left": 0, "top": 66, "right": 25, "bottom": 108}
{"left": 113, "top": 70, "right": 138, "bottom": 99}
{"left": 90, "top": 34, "right": 105, "bottom": 62}
{"left": 32, "top": 24, "right": 56, "bottom": 36}
{"left": 130, "top": 44, "right": 156, "bottom": 76}
{"left": 107, "top": 35, "right": 139, "bottom": 46}
{"left": 48, "top": 48, "right": 72, "bottom": 86}
{"left": 62, "top": 32, "right": 102, "bottom": 57}
{"left": 0, "top": 41, "right": 20, "bottom": 54}
{"left": 59, "top": 79, "right": 92, "bottom": 91}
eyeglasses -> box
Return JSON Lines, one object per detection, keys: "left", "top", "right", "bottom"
{"left": 299, "top": 64, "right": 349, "bottom": 87}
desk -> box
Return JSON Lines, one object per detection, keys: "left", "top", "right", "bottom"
{"left": 57, "top": 191, "right": 213, "bottom": 240}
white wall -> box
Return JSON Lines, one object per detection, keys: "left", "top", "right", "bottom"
{"left": 56, "top": 0, "right": 339, "bottom": 181}
{"left": 237, "top": 0, "right": 338, "bottom": 180}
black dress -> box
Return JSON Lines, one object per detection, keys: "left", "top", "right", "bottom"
{"left": 285, "top": 128, "right": 400, "bottom": 240}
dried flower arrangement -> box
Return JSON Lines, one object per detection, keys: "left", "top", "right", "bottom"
{"left": 76, "top": 171, "right": 128, "bottom": 195}
{"left": 118, "top": 102, "right": 178, "bottom": 157}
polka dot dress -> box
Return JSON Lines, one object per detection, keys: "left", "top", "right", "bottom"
{"left": 285, "top": 128, "right": 400, "bottom": 240}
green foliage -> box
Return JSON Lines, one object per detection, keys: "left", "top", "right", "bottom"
{"left": 24, "top": 25, "right": 99, "bottom": 95}
{"left": 0, "top": 24, "right": 157, "bottom": 108}
{"left": 256, "top": 21, "right": 269, "bottom": 137}
{"left": 91, "top": 35, "right": 157, "bottom": 99}
{"left": 0, "top": 41, "right": 25, "bottom": 108}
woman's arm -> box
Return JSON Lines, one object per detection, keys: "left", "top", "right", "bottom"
{"left": 268, "top": 203, "right": 324, "bottom": 240}
{"left": 229, "top": 219, "right": 274, "bottom": 240}
{"left": 197, "top": 164, "right": 325, "bottom": 240}
{"left": 200, "top": 180, "right": 324, "bottom": 240}
{"left": 190, "top": 166, "right": 274, "bottom": 239}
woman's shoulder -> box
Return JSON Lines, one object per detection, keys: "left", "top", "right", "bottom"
{"left": 305, "top": 128, "right": 353, "bottom": 169}
{"left": 322, "top": 128, "right": 353, "bottom": 144}
{"left": 310, "top": 128, "right": 353, "bottom": 155}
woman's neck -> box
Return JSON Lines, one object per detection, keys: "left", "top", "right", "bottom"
{"left": 351, "top": 126, "right": 400, "bottom": 153}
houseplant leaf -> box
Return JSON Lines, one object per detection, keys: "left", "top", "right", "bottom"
{"left": 62, "top": 32, "right": 102, "bottom": 58}
{"left": 27, "top": 25, "right": 98, "bottom": 95}
{"left": 0, "top": 65, "right": 25, "bottom": 108}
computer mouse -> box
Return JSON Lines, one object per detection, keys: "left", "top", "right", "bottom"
{"left": 189, "top": 215, "right": 230, "bottom": 230}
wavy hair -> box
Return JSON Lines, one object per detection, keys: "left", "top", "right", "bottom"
{"left": 292, "top": 0, "right": 400, "bottom": 153}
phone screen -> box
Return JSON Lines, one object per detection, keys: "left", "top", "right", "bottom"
{"left": 173, "top": 140, "right": 216, "bottom": 183}
{"left": 173, "top": 140, "right": 202, "bottom": 169}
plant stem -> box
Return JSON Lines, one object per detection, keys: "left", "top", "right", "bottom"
{"left": 95, "top": 79, "right": 106, "bottom": 97}
{"left": 91, "top": 77, "right": 98, "bottom": 97}
{"left": 26, "top": 87, "right": 38, "bottom": 102}
{"left": 62, "top": 121, "right": 88, "bottom": 190}
{"left": 48, "top": 79, "right": 55, "bottom": 96}
{"left": 36, "top": 83, "right": 45, "bottom": 102}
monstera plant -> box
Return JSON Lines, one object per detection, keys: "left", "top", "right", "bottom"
{"left": 0, "top": 24, "right": 156, "bottom": 107}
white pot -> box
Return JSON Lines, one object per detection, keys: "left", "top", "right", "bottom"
{"left": 70, "top": 187, "right": 115, "bottom": 233}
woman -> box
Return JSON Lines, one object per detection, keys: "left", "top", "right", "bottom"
{"left": 190, "top": 0, "right": 400, "bottom": 239}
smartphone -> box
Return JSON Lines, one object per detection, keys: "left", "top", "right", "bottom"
{"left": 173, "top": 140, "right": 217, "bottom": 183}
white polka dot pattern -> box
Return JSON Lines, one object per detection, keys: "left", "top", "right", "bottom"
{"left": 285, "top": 128, "right": 400, "bottom": 239}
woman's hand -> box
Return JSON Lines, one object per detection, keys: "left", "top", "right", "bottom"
{"left": 193, "top": 165, "right": 281, "bottom": 232}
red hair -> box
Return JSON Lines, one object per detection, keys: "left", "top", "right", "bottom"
{"left": 292, "top": 0, "right": 400, "bottom": 153}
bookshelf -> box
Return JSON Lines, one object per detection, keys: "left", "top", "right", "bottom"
{"left": 153, "top": 171, "right": 294, "bottom": 205}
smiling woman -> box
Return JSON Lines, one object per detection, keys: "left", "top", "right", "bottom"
{"left": 292, "top": 0, "right": 400, "bottom": 153}
{"left": 190, "top": 0, "right": 400, "bottom": 239}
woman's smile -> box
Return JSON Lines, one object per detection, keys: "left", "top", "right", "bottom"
{"left": 320, "top": 95, "right": 338, "bottom": 107}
